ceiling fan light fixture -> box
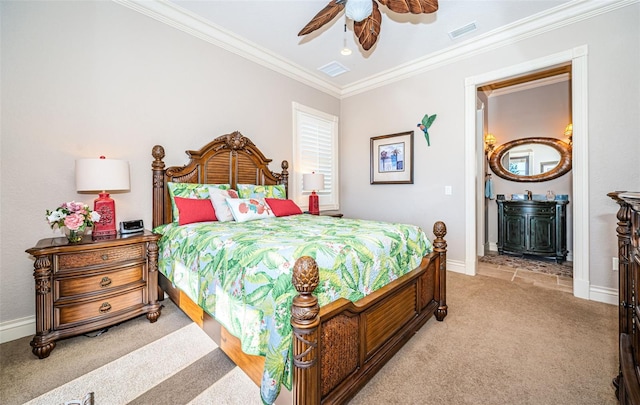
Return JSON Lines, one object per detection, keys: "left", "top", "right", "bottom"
{"left": 340, "top": 22, "right": 352, "bottom": 56}
{"left": 345, "top": 0, "right": 372, "bottom": 22}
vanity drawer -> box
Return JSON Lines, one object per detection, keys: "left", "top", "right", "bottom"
{"left": 503, "top": 203, "right": 555, "bottom": 215}
{"left": 57, "top": 244, "right": 145, "bottom": 271}
{"left": 55, "top": 264, "right": 144, "bottom": 299}
{"left": 55, "top": 287, "right": 145, "bottom": 328}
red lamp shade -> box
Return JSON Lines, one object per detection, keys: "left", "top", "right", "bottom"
{"left": 76, "top": 157, "right": 130, "bottom": 236}
{"left": 302, "top": 173, "right": 324, "bottom": 215}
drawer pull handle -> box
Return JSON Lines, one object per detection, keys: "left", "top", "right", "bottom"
{"left": 99, "top": 302, "right": 112, "bottom": 314}
{"left": 100, "top": 277, "right": 112, "bottom": 288}
{"left": 101, "top": 254, "right": 109, "bottom": 260}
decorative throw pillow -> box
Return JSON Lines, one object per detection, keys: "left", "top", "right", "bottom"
{"left": 265, "top": 198, "right": 303, "bottom": 217}
{"left": 209, "top": 187, "right": 239, "bottom": 222}
{"left": 226, "top": 198, "right": 274, "bottom": 223}
{"left": 237, "top": 184, "right": 286, "bottom": 199}
{"left": 173, "top": 197, "right": 217, "bottom": 225}
{"left": 167, "top": 182, "right": 230, "bottom": 222}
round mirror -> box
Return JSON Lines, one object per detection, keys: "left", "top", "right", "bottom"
{"left": 488, "top": 137, "right": 572, "bottom": 182}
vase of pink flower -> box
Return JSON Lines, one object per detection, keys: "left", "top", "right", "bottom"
{"left": 46, "top": 201, "right": 101, "bottom": 243}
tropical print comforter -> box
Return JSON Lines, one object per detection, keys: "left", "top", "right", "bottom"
{"left": 154, "top": 214, "right": 432, "bottom": 404}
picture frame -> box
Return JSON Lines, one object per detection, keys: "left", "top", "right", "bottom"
{"left": 370, "top": 131, "right": 414, "bottom": 184}
{"left": 540, "top": 160, "right": 559, "bottom": 174}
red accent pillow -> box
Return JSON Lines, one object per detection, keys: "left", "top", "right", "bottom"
{"left": 174, "top": 197, "right": 217, "bottom": 225}
{"left": 265, "top": 198, "right": 303, "bottom": 217}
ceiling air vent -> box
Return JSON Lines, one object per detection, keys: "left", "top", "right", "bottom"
{"left": 318, "top": 61, "right": 350, "bottom": 77}
{"left": 448, "top": 21, "right": 478, "bottom": 40}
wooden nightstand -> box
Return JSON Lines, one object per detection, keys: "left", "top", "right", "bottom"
{"left": 25, "top": 230, "right": 162, "bottom": 359}
{"left": 320, "top": 210, "right": 343, "bottom": 218}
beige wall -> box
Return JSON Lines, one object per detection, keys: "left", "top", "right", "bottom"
{"left": 0, "top": 1, "right": 339, "bottom": 326}
{"left": 340, "top": 3, "right": 639, "bottom": 290}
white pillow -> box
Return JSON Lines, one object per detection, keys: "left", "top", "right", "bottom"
{"left": 225, "top": 198, "right": 274, "bottom": 223}
{"left": 209, "top": 187, "right": 239, "bottom": 222}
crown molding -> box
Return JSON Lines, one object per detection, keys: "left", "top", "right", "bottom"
{"left": 114, "top": 0, "right": 637, "bottom": 100}
{"left": 113, "top": 0, "right": 342, "bottom": 98}
{"left": 340, "top": 0, "right": 638, "bottom": 97}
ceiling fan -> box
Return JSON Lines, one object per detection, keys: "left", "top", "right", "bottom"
{"left": 298, "top": 0, "right": 439, "bottom": 51}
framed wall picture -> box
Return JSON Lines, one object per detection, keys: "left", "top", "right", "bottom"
{"left": 370, "top": 131, "right": 414, "bottom": 184}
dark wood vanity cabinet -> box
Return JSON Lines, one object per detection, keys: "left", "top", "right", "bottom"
{"left": 609, "top": 191, "right": 640, "bottom": 405}
{"left": 496, "top": 200, "right": 568, "bottom": 263}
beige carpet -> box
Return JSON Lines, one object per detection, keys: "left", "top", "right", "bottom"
{"left": 350, "top": 271, "right": 617, "bottom": 404}
{"left": 0, "top": 271, "right": 617, "bottom": 405}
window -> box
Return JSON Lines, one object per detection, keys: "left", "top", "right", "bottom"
{"left": 292, "top": 102, "right": 339, "bottom": 211}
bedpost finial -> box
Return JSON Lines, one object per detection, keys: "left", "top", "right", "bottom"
{"left": 292, "top": 256, "right": 319, "bottom": 294}
{"left": 433, "top": 221, "right": 447, "bottom": 251}
{"left": 152, "top": 145, "right": 166, "bottom": 169}
{"left": 433, "top": 221, "right": 446, "bottom": 239}
{"left": 291, "top": 256, "right": 320, "bottom": 328}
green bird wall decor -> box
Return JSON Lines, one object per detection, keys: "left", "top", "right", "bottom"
{"left": 417, "top": 113, "right": 437, "bottom": 146}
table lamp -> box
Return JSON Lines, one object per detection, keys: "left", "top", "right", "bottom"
{"left": 302, "top": 172, "right": 324, "bottom": 215}
{"left": 76, "top": 156, "right": 130, "bottom": 236}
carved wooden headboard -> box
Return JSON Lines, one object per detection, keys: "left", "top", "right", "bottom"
{"left": 151, "top": 131, "right": 289, "bottom": 228}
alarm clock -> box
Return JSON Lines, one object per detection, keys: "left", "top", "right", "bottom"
{"left": 119, "top": 219, "right": 144, "bottom": 234}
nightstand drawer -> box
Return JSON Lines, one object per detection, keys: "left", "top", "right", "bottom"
{"left": 55, "top": 288, "right": 145, "bottom": 328}
{"left": 56, "top": 264, "right": 144, "bottom": 298}
{"left": 58, "top": 244, "right": 145, "bottom": 271}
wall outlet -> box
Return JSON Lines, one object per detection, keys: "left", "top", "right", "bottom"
{"left": 613, "top": 257, "right": 619, "bottom": 271}
{"left": 445, "top": 186, "right": 452, "bottom": 195}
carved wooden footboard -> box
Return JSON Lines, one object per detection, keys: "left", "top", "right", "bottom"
{"left": 156, "top": 223, "right": 447, "bottom": 405}
{"left": 290, "top": 221, "right": 447, "bottom": 404}
{"left": 151, "top": 132, "right": 448, "bottom": 404}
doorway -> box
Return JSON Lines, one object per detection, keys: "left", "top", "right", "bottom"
{"left": 463, "top": 46, "right": 590, "bottom": 300}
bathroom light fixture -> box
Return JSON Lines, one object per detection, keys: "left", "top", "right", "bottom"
{"left": 340, "top": 22, "right": 352, "bottom": 56}
{"left": 484, "top": 133, "right": 496, "bottom": 155}
{"left": 564, "top": 123, "right": 573, "bottom": 145}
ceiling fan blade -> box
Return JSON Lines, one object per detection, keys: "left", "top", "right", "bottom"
{"left": 298, "top": 0, "right": 346, "bottom": 36}
{"left": 378, "top": 0, "right": 439, "bottom": 14}
{"left": 354, "top": 1, "right": 382, "bottom": 51}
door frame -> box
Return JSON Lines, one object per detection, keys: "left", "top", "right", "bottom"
{"left": 463, "top": 45, "right": 589, "bottom": 300}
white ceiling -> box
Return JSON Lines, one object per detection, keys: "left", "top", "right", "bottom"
{"left": 169, "top": 1, "right": 569, "bottom": 81}
{"left": 123, "top": 0, "right": 600, "bottom": 95}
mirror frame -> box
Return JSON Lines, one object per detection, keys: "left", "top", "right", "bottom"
{"left": 488, "top": 137, "right": 572, "bottom": 182}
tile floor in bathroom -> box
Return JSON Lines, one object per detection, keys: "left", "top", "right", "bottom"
{"left": 477, "top": 252, "right": 573, "bottom": 294}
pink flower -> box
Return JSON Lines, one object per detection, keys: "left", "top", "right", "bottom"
{"left": 67, "top": 201, "right": 85, "bottom": 212}
{"left": 46, "top": 201, "right": 99, "bottom": 230}
{"left": 64, "top": 213, "right": 85, "bottom": 230}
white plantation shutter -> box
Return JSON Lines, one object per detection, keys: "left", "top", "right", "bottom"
{"left": 293, "top": 103, "right": 339, "bottom": 210}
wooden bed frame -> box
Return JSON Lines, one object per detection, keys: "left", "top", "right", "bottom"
{"left": 151, "top": 131, "right": 448, "bottom": 405}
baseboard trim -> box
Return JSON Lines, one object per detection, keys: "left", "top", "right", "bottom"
{"left": 589, "top": 285, "right": 618, "bottom": 306}
{"left": 0, "top": 315, "right": 35, "bottom": 344}
{"left": 446, "top": 259, "right": 467, "bottom": 275}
